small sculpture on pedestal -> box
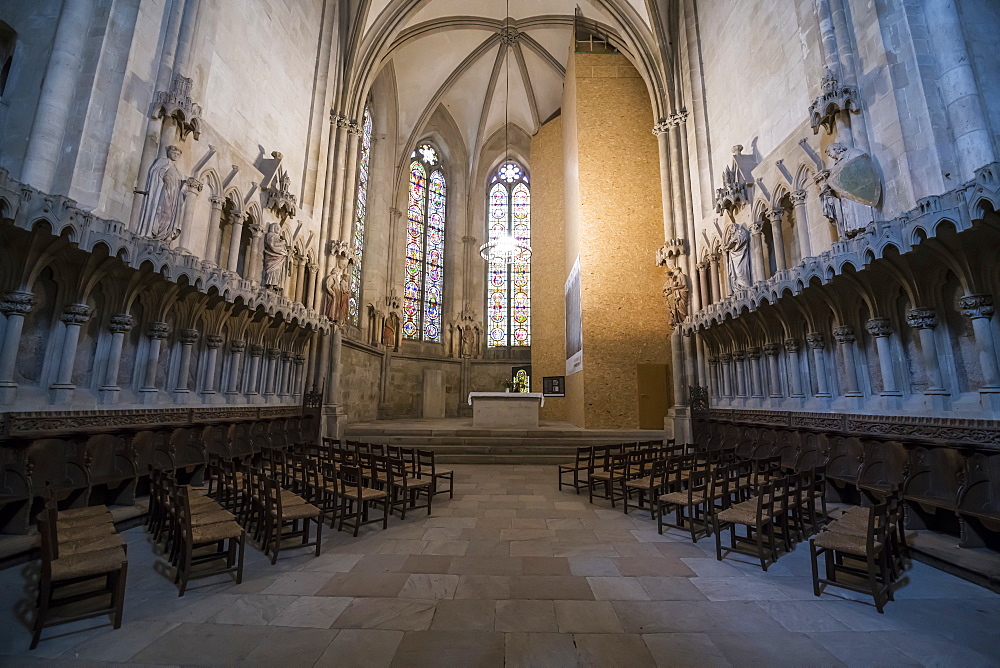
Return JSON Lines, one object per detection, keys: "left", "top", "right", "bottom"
{"left": 262, "top": 223, "right": 289, "bottom": 292}
{"left": 136, "top": 145, "right": 183, "bottom": 241}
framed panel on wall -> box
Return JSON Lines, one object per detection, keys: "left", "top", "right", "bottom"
{"left": 542, "top": 376, "right": 565, "bottom": 397}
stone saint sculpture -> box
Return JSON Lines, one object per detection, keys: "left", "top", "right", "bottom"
{"left": 136, "top": 145, "right": 183, "bottom": 240}
{"left": 322, "top": 256, "right": 353, "bottom": 322}
{"left": 724, "top": 222, "right": 751, "bottom": 291}
{"left": 662, "top": 268, "right": 690, "bottom": 327}
{"left": 262, "top": 223, "right": 289, "bottom": 291}
{"left": 460, "top": 326, "right": 476, "bottom": 358}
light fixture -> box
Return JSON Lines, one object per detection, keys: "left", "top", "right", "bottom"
{"left": 480, "top": 0, "right": 531, "bottom": 266}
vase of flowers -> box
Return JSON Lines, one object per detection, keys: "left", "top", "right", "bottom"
{"left": 500, "top": 379, "right": 515, "bottom": 393}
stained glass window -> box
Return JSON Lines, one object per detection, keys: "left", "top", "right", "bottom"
{"left": 349, "top": 106, "right": 373, "bottom": 326}
{"left": 487, "top": 162, "right": 531, "bottom": 347}
{"left": 402, "top": 143, "right": 446, "bottom": 342}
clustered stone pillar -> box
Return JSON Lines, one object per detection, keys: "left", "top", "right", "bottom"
{"left": 709, "top": 253, "right": 723, "bottom": 302}
{"left": 791, "top": 190, "right": 811, "bottom": 258}
{"left": 748, "top": 347, "right": 764, "bottom": 398}
{"left": 0, "top": 292, "right": 35, "bottom": 404}
{"left": 226, "top": 340, "right": 245, "bottom": 401}
{"left": 202, "top": 335, "right": 223, "bottom": 398}
{"left": 278, "top": 351, "right": 293, "bottom": 398}
{"left": 51, "top": 304, "right": 91, "bottom": 404}
{"left": 140, "top": 322, "right": 169, "bottom": 403}
{"left": 959, "top": 295, "right": 1000, "bottom": 391}
{"left": 866, "top": 317, "right": 901, "bottom": 396}
{"left": 750, "top": 222, "right": 766, "bottom": 282}
{"left": 769, "top": 207, "right": 786, "bottom": 271}
{"left": 99, "top": 314, "right": 133, "bottom": 404}
{"left": 719, "top": 353, "right": 733, "bottom": 398}
{"left": 245, "top": 343, "right": 263, "bottom": 396}
{"left": 698, "top": 261, "right": 711, "bottom": 305}
{"left": 708, "top": 357, "right": 720, "bottom": 399}
{"left": 784, "top": 338, "right": 804, "bottom": 397}
{"left": 294, "top": 354, "right": 306, "bottom": 397}
{"left": 806, "top": 332, "right": 830, "bottom": 397}
{"left": 733, "top": 351, "right": 747, "bottom": 397}
{"left": 247, "top": 223, "right": 265, "bottom": 284}
{"left": 264, "top": 348, "right": 280, "bottom": 398}
{"left": 833, "top": 326, "right": 862, "bottom": 397}
{"left": 906, "top": 307, "right": 947, "bottom": 394}
{"left": 176, "top": 178, "right": 203, "bottom": 252}
{"left": 175, "top": 328, "right": 198, "bottom": 399}
{"left": 764, "top": 343, "right": 783, "bottom": 397}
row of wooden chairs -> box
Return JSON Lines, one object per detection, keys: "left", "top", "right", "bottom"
{"left": 32, "top": 498, "right": 128, "bottom": 649}
{"left": 557, "top": 441, "right": 677, "bottom": 495}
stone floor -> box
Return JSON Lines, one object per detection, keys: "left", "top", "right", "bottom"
{"left": 1, "top": 465, "right": 999, "bottom": 666}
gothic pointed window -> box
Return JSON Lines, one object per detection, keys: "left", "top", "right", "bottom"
{"left": 487, "top": 161, "right": 531, "bottom": 347}
{"left": 348, "top": 106, "right": 373, "bottom": 326}
{"left": 402, "top": 143, "right": 446, "bottom": 342}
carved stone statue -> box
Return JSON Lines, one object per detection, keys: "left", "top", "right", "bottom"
{"left": 662, "top": 268, "right": 690, "bottom": 327}
{"left": 460, "top": 325, "right": 476, "bottom": 358}
{"left": 723, "top": 222, "right": 751, "bottom": 291}
{"left": 820, "top": 183, "right": 839, "bottom": 224}
{"left": 383, "top": 312, "right": 399, "bottom": 348}
{"left": 322, "top": 255, "right": 353, "bottom": 322}
{"left": 136, "top": 145, "right": 183, "bottom": 240}
{"left": 262, "top": 223, "right": 289, "bottom": 291}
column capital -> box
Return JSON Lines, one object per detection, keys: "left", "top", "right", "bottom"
{"left": 768, "top": 206, "right": 785, "bottom": 222}
{"left": 733, "top": 350, "right": 746, "bottom": 362}
{"left": 750, "top": 221, "right": 765, "bottom": 235}
{"left": 747, "top": 347, "right": 762, "bottom": 360}
{"left": 389, "top": 207, "right": 403, "bottom": 220}
{"left": 833, "top": 325, "right": 856, "bottom": 344}
{"left": 281, "top": 351, "right": 294, "bottom": 362}
{"left": 784, "top": 338, "right": 801, "bottom": 354}
{"left": 147, "top": 322, "right": 170, "bottom": 340}
{"left": 906, "top": 307, "right": 938, "bottom": 330}
{"left": 183, "top": 177, "right": 204, "bottom": 195}
{"left": 249, "top": 343, "right": 264, "bottom": 356}
{"left": 206, "top": 335, "right": 224, "bottom": 349}
{"left": 719, "top": 353, "right": 732, "bottom": 363}
{"left": 60, "top": 304, "right": 91, "bottom": 325}
{"left": 295, "top": 353, "right": 306, "bottom": 365}
{"left": 791, "top": 189, "right": 808, "bottom": 204}
{"left": 209, "top": 195, "right": 225, "bottom": 209}
{"left": 806, "top": 332, "right": 825, "bottom": 349}
{"left": 109, "top": 314, "right": 134, "bottom": 333}
{"left": 266, "top": 348, "right": 281, "bottom": 361}
{"left": 230, "top": 339, "right": 246, "bottom": 353}
{"left": 866, "top": 317, "right": 893, "bottom": 338}
{"left": 652, "top": 119, "right": 670, "bottom": 136}
{"left": 180, "top": 328, "right": 199, "bottom": 345}
{"left": 0, "top": 291, "right": 36, "bottom": 316}
{"left": 708, "top": 356, "right": 720, "bottom": 366}
{"left": 764, "top": 342, "right": 782, "bottom": 356}
{"left": 960, "top": 294, "right": 994, "bottom": 320}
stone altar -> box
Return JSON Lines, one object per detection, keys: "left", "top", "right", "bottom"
{"left": 467, "top": 392, "right": 545, "bottom": 428}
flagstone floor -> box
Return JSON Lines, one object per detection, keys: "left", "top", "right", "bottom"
{"left": 1, "top": 465, "right": 999, "bottom": 666}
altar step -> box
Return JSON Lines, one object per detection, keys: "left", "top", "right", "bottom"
{"left": 343, "top": 421, "right": 666, "bottom": 465}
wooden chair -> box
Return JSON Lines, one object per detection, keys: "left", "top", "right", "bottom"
{"left": 261, "top": 476, "right": 323, "bottom": 564}
{"left": 810, "top": 497, "right": 893, "bottom": 613}
{"left": 336, "top": 465, "right": 388, "bottom": 536}
{"left": 657, "top": 468, "right": 717, "bottom": 542}
{"left": 589, "top": 452, "right": 629, "bottom": 507}
{"left": 624, "top": 457, "right": 667, "bottom": 517}
{"left": 32, "top": 507, "right": 128, "bottom": 650}
{"left": 558, "top": 446, "right": 592, "bottom": 494}
{"left": 386, "top": 457, "right": 433, "bottom": 519}
{"left": 416, "top": 450, "right": 454, "bottom": 498}
{"left": 714, "top": 479, "right": 780, "bottom": 571}
{"left": 173, "top": 486, "right": 245, "bottom": 596}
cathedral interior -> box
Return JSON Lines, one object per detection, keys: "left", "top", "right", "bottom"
{"left": 0, "top": 0, "right": 999, "bottom": 663}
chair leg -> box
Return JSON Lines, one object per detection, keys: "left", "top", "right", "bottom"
{"left": 314, "top": 518, "right": 323, "bottom": 557}
{"left": 714, "top": 518, "right": 724, "bottom": 561}
{"left": 30, "top": 575, "right": 51, "bottom": 649}
{"left": 810, "top": 542, "right": 822, "bottom": 596}
{"left": 113, "top": 562, "right": 128, "bottom": 629}
{"left": 236, "top": 531, "right": 245, "bottom": 584}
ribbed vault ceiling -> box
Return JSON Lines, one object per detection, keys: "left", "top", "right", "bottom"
{"left": 361, "top": 0, "right": 656, "bottom": 165}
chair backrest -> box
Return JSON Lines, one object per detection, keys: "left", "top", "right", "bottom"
{"left": 175, "top": 484, "right": 196, "bottom": 544}
{"left": 688, "top": 468, "right": 710, "bottom": 501}
{"left": 575, "top": 446, "right": 592, "bottom": 466}
{"left": 36, "top": 502, "right": 60, "bottom": 562}
{"left": 756, "top": 480, "right": 778, "bottom": 523}
{"left": 388, "top": 457, "right": 408, "bottom": 483}
{"left": 320, "top": 460, "right": 338, "bottom": 489}
{"left": 262, "top": 475, "right": 283, "bottom": 516}
{"left": 592, "top": 445, "right": 612, "bottom": 470}
{"left": 416, "top": 450, "right": 436, "bottom": 477}
{"left": 369, "top": 443, "right": 386, "bottom": 456}
{"left": 387, "top": 445, "right": 402, "bottom": 459}
{"left": 336, "top": 464, "right": 363, "bottom": 496}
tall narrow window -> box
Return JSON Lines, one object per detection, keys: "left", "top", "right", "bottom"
{"left": 348, "top": 106, "right": 373, "bottom": 326}
{"left": 487, "top": 162, "right": 531, "bottom": 347}
{"left": 402, "top": 143, "right": 446, "bottom": 342}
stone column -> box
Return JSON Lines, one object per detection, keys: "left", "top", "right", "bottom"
{"left": 247, "top": 223, "right": 264, "bottom": 284}
{"left": 175, "top": 177, "right": 203, "bottom": 252}
{"left": 245, "top": 343, "right": 263, "bottom": 396}
{"left": 263, "top": 348, "right": 280, "bottom": 398}
{"left": 709, "top": 254, "right": 722, "bottom": 302}
{"left": 225, "top": 339, "right": 245, "bottom": 402}
{"left": 923, "top": 0, "right": 996, "bottom": 181}
{"left": 205, "top": 196, "right": 225, "bottom": 266}
{"left": 708, "top": 356, "right": 720, "bottom": 399}
{"left": 201, "top": 334, "right": 223, "bottom": 398}
{"left": 764, "top": 343, "right": 783, "bottom": 397}
{"left": 0, "top": 292, "right": 35, "bottom": 404}
{"left": 833, "top": 326, "right": 862, "bottom": 396}
{"left": 866, "top": 318, "right": 902, "bottom": 395}
{"left": 768, "top": 206, "right": 786, "bottom": 271}
{"left": 670, "top": 330, "right": 685, "bottom": 407}
{"left": 750, "top": 222, "right": 766, "bottom": 282}
{"left": 99, "top": 314, "right": 133, "bottom": 404}
{"left": 50, "top": 304, "right": 91, "bottom": 404}
{"left": 719, "top": 353, "right": 733, "bottom": 398}
{"left": 806, "top": 332, "right": 831, "bottom": 397}
{"left": 784, "top": 338, "right": 804, "bottom": 397}
{"left": 698, "top": 261, "right": 711, "bottom": 306}
{"left": 140, "top": 322, "right": 169, "bottom": 403}
{"left": 174, "top": 328, "right": 198, "bottom": 400}
{"left": 791, "top": 190, "right": 811, "bottom": 258}
{"left": 294, "top": 354, "right": 306, "bottom": 398}
{"left": 733, "top": 351, "right": 747, "bottom": 397}
{"left": 278, "top": 351, "right": 293, "bottom": 398}
{"left": 226, "top": 210, "right": 245, "bottom": 273}
{"left": 959, "top": 295, "right": 1000, "bottom": 390}
{"left": 906, "top": 308, "right": 947, "bottom": 394}
{"left": 20, "top": 0, "right": 95, "bottom": 191}
{"left": 748, "top": 347, "right": 764, "bottom": 398}
{"left": 653, "top": 121, "right": 676, "bottom": 240}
